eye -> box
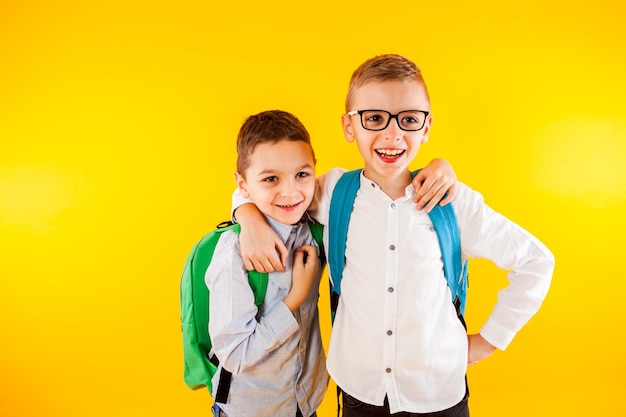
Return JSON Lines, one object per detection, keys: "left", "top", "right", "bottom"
{"left": 367, "top": 115, "right": 382, "bottom": 122}
{"left": 399, "top": 111, "right": 425, "bottom": 129}
{"left": 296, "top": 171, "right": 310, "bottom": 178}
{"left": 262, "top": 176, "right": 278, "bottom": 183}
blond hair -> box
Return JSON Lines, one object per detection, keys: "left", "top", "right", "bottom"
{"left": 345, "top": 54, "right": 430, "bottom": 112}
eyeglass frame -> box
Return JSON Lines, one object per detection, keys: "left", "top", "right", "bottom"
{"left": 347, "top": 109, "right": 430, "bottom": 132}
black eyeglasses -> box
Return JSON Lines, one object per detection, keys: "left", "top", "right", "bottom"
{"left": 347, "top": 109, "right": 430, "bottom": 132}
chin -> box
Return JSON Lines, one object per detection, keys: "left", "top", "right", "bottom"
{"left": 273, "top": 212, "right": 305, "bottom": 225}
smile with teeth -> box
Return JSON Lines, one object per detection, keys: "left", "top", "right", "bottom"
{"left": 376, "top": 148, "right": 405, "bottom": 158}
{"left": 276, "top": 201, "right": 302, "bottom": 209}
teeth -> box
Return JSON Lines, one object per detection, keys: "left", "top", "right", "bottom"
{"left": 377, "top": 149, "right": 404, "bottom": 156}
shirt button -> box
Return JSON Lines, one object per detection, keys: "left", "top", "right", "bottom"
{"left": 387, "top": 330, "right": 393, "bottom": 336}
{"left": 391, "top": 202, "right": 396, "bottom": 209}
{"left": 386, "top": 368, "right": 392, "bottom": 373}
{"left": 388, "top": 287, "right": 394, "bottom": 293}
{"left": 371, "top": 182, "right": 376, "bottom": 188}
{"left": 389, "top": 245, "right": 396, "bottom": 251}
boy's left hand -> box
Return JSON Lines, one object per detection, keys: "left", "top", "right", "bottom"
{"left": 412, "top": 158, "right": 457, "bottom": 212}
{"left": 284, "top": 245, "right": 320, "bottom": 313}
{"left": 467, "top": 333, "right": 497, "bottom": 365}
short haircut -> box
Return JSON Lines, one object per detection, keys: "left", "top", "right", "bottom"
{"left": 345, "top": 54, "right": 431, "bottom": 112}
{"left": 236, "top": 110, "right": 314, "bottom": 176}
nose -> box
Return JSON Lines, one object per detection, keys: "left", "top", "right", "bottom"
{"left": 279, "top": 178, "right": 298, "bottom": 197}
{"left": 383, "top": 115, "right": 402, "bottom": 140}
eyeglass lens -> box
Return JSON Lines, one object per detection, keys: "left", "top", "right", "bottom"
{"left": 360, "top": 110, "right": 426, "bottom": 131}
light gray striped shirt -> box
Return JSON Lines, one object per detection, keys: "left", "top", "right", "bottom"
{"left": 206, "top": 215, "right": 327, "bottom": 417}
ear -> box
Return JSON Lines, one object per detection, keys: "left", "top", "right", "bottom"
{"left": 421, "top": 114, "right": 433, "bottom": 144}
{"left": 342, "top": 113, "right": 355, "bottom": 143}
{"left": 234, "top": 171, "right": 250, "bottom": 199}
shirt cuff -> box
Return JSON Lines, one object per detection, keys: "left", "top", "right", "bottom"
{"left": 480, "top": 317, "right": 517, "bottom": 351}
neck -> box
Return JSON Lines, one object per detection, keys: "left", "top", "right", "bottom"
{"left": 362, "top": 169, "right": 412, "bottom": 200}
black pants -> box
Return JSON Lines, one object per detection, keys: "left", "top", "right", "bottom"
{"left": 341, "top": 390, "right": 469, "bottom": 417}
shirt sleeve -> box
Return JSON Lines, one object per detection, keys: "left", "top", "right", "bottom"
{"left": 231, "top": 189, "right": 251, "bottom": 222}
{"left": 205, "top": 231, "right": 299, "bottom": 374}
{"left": 308, "top": 168, "right": 345, "bottom": 226}
{"left": 453, "top": 183, "right": 555, "bottom": 350}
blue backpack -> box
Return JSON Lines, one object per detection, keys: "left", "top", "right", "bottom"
{"left": 180, "top": 220, "right": 325, "bottom": 402}
{"left": 328, "top": 169, "right": 469, "bottom": 319}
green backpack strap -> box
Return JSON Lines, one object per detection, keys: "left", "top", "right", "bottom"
{"left": 248, "top": 269, "right": 268, "bottom": 307}
{"left": 180, "top": 222, "right": 269, "bottom": 395}
{"left": 308, "top": 221, "right": 325, "bottom": 263}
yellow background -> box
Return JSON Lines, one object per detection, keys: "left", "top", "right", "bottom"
{"left": 1, "top": 1, "right": 625, "bottom": 416}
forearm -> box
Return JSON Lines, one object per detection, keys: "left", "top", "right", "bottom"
{"left": 233, "top": 202, "right": 265, "bottom": 226}
{"left": 480, "top": 253, "right": 554, "bottom": 349}
{"left": 211, "top": 301, "right": 299, "bottom": 374}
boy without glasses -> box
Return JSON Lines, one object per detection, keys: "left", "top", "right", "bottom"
{"left": 234, "top": 54, "right": 554, "bottom": 416}
{"left": 206, "top": 110, "right": 326, "bottom": 417}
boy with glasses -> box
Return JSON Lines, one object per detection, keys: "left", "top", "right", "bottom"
{"left": 235, "top": 54, "right": 554, "bottom": 416}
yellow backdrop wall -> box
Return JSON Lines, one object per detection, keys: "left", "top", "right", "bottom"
{"left": 1, "top": 1, "right": 625, "bottom": 416}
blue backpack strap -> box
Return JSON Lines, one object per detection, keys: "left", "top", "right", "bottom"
{"left": 411, "top": 170, "right": 468, "bottom": 314}
{"left": 328, "top": 169, "right": 363, "bottom": 296}
{"left": 427, "top": 201, "right": 468, "bottom": 315}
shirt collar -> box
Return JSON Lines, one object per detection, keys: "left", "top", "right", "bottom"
{"left": 264, "top": 213, "right": 311, "bottom": 244}
{"left": 358, "top": 170, "right": 415, "bottom": 201}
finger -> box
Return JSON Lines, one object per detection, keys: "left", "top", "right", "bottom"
{"left": 439, "top": 183, "right": 457, "bottom": 206}
{"left": 275, "top": 240, "right": 289, "bottom": 271}
{"left": 439, "top": 194, "right": 453, "bottom": 206}
{"left": 415, "top": 183, "right": 441, "bottom": 210}
{"left": 412, "top": 175, "right": 431, "bottom": 202}
{"left": 300, "top": 245, "right": 317, "bottom": 265}
{"left": 251, "top": 259, "right": 266, "bottom": 273}
{"left": 243, "top": 258, "right": 255, "bottom": 271}
{"left": 259, "top": 251, "right": 279, "bottom": 272}
{"left": 423, "top": 185, "right": 448, "bottom": 213}
{"left": 413, "top": 176, "right": 438, "bottom": 205}
{"left": 292, "top": 247, "right": 304, "bottom": 267}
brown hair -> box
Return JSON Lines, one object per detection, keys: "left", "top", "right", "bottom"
{"left": 236, "top": 110, "right": 314, "bottom": 175}
{"left": 345, "top": 54, "right": 430, "bottom": 112}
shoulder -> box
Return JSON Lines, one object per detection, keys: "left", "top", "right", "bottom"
{"left": 205, "top": 230, "right": 244, "bottom": 281}
{"left": 451, "top": 181, "right": 486, "bottom": 215}
{"left": 318, "top": 168, "right": 348, "bottom": 195}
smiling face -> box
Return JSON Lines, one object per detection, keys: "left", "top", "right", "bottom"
{"left": 235, "top": 138, "right": 316, "bottom": 225}
{"left": 342, "top": 79, "right": 432, "bottom": 190}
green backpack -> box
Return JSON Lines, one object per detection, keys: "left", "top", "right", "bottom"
{"left": 180, "top": 220, "right": 324, "bottom": 402}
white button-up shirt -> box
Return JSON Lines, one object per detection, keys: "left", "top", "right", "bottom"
{"left": 310, "top": 169, "right": 554, "bottom": 414}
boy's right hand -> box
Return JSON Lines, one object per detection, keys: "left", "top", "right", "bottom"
{"left": 412, "top": 158, "right": 458, "bottom": 212}
{"left": 236, "top": 203, "right": 288, "bottom": 272}
{"left": 284, "top": 245, "right": 319, "bottom": 313}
